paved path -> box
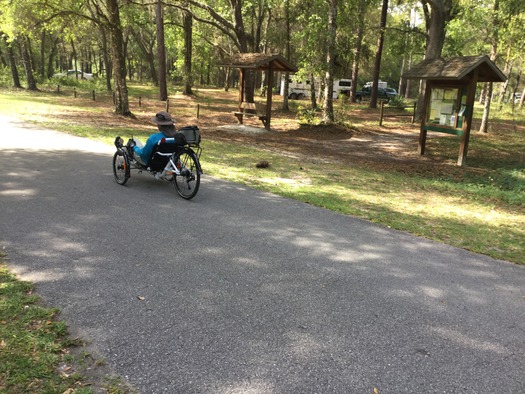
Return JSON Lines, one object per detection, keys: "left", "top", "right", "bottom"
{"left": 1, "top": 116, "right": 524, "bottom": 393}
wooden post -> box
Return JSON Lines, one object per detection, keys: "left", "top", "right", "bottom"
{"left": 379, "top": 101, "right": 385, "bottom": 126}
{"left": 139, "top": 96, "right": 142, "bottom": 107}
{"left": 165, "top": 98, "right": 170, "bottom": 112}
{"left": 411, "top": 102, "right": 416, "bottom": 123}
{"left": 197, "top": 104, "right": 200, "bottom": 118}
{"left": 457, "top": 69, "right": 479, "bottom": 167}
{"left": 239, "top": 69, "right": 245, "bottom": 109}
{"left": 265, "top": 62, "right": 273, "bottom": 130}
{"left": 57, "top": 85, "right": 60, "bottom": 93}
{"left": 237, "top": 69, "right": 245, "bottom": 124}
{"left": 418, "top": 81, "right": 432, "bottom": 155}
{"left": 73, "top": 88, "right": 77, "bottom": 98}
{"left": 92, "top": 90, "right": 96, "bottom": 101}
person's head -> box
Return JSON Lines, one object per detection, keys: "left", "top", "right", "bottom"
{"left": 151, "top": 111, "right": 176, "bottom": 137}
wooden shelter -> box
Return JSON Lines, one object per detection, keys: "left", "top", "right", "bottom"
{"left": 403, "top": 55, "right": 506, "bottom": 166}
{"left": 220, "top": 53, "right": 298, "bottom": 130}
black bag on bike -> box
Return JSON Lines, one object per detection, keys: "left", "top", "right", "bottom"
{"left": 178, "top": 126, "right": 201, "bottom": 145}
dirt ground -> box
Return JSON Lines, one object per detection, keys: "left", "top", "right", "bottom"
{"left": 66, "top": 87, "right": 511, "bottom": 176}
{"left": 150, "top": 91, "right": 438, "bottom": 165}
{"left": 168, "top": 89, "right": 475, "bottom": 176}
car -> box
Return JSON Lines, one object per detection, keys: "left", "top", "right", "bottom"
{"left": 355, "top": 86, "right": 396, "bottom": 102}
{"left": 514, "top": 92, "right": 522, "bottom": 104}
{"left": 385, "top": 87, "right": 398, "bottom": 97}
{"left": 53, "top": 70, "right": 93, "bottom": 80}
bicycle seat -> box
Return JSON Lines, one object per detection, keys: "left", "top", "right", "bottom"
{"left": 146, "top": 134, "right": 187, "bottom": 171}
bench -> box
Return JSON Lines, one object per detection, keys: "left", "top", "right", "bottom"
{"left": 234, "top": 102, "right": 267, "bottom": 127}
{"left": 379, "top": 102, "right": 416, "bottom": 126}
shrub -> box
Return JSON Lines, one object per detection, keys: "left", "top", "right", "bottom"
{"left": 297, "top": 106, "right": 319, "bottom": 125}
{"left": 388, "top": 95, "right": 407, "bottom": 107}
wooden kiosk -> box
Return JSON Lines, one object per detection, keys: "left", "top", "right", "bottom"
{"left": 403, "top": 55, "right": 506, "bottom": 166}
{"left": 220, "top": 53, "right": 298, "bottom": 130}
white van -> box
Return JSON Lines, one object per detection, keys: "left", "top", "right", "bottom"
{"left": 280, "top": 77, "right": 352, "bottom": 99}
{"left": 363, "top": 80, "right": 387, "bottom": 89}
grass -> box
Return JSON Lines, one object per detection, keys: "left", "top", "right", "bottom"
{"left": 201, "top": 138, "right": 524, "bottom": 262}
{"left": 0, "top": 254, "right": 133, "bottom": 393}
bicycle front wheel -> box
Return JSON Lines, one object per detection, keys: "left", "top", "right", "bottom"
{"left": 173, "top": 149, "right": 201, "bottom": 199}
{"left": 113, "top": 150, "right": 130, "bottom": 185}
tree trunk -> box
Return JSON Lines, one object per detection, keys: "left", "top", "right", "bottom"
{"left": 20, "top": 37, "right": 38, "bottom": 91}
{"left": 46, "top": 36, "right": 59, "bottom": 79}
{"left": 479, "top": 0, "right": 499, "bottom": 133}
{"left": 130, "top": 28, "right": 158, "bottom": 85}
{"left": 425, "top": 0, "right": 451, "bottom": 59}
{"left": 351, "top": 0, "right": 365, "bottom": 103}
{"left": 497, "top": 47, "right": 512, "bottom": 106}
{"left": 156, "top": 0, "right": 168, "bottom": 101}
{"left": 182, "top": 10, "right": 193, "bottom": 96}
{"left": 405, "top": 54, "right": 412, "bottom": 98}
{"left": 415, "top": 0, "right": 453, "bottom": 119}
{"left": 310, "top": 73, "right": 317, "bottom": 110}
{"left": 71, "top": 40, "right": 78, "bottom": 79}
{"left": 370, "top": 0, "right": 388, "bottom": 109}
{"left": 40, "top": 31, "right": 46, "bottom": 78}
{"left": 107, "top": 0, "right": 132, "bottom": 116}
{"left": 100, "top": 26, "right": 112, "bottom": 92}
{"left": 479, "top": 82, "right": 493, "bottom": 133}
{"left": 518, "top": 84, "right": 525, "bottom": 109}
{"left": 322, "top": 0, "right": 337, "bottom": 123}
{"left": 282, "top": 0, "right": 290, "bottom": 111}
{"left": 2, "top": 35, "right": 21, "bottom": 88}
{"left": 0, "top": 45, "right": 6, "bottom": 67}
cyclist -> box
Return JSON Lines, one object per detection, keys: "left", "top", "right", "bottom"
{"left": 128, "top": 111, "right": 177, "bottom": 165}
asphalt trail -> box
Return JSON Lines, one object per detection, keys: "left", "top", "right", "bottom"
{"left": 1, "top": 116, "right": 524, "bottom": 393}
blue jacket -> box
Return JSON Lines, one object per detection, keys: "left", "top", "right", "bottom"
{"left": 133, "top": 132, "right": 168, "bottom": 164}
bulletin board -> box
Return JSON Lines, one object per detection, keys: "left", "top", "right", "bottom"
{"left": 424, "top": 86, "right": 467, "bottom": 135}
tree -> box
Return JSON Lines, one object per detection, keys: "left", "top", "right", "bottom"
{"left": 282, "top": 0, "right": 291, "bottom": 111}
{"left": 422, "top": 0, "right": 453, "bottom": 59}
{"left": 182, "top": 8, "right": 193, "bottom": 95}
{"left": 129, "top": 24, "right": 158, "bottom": 85}
{"left": 369, "top": 0, "right": 388, "bottom": 108}
{"left": 322, "top": 0, "right": 338, "bottom": 123}
{"left": 350, "top": 0, "right": 366, "bottom": 103}
{"left": 156, "top": 0, "right": 168, "bottom": 100}
{"left": 106, "top": 0, "right": 132, "bottom": 116}
{"left": 19, "top": 36, "right": 37, "bottom": 90}
{"left": 178, "top": 0, "right": 271, "bottom": 101}
{"left": 1, "top": 34, "right": 21, "bottom": 88}
{"left": 415, "top": 0, "right": 454, "bottom": 119}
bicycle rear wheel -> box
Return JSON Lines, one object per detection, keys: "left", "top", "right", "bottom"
{"left": 113, "top": 150, "right": 130, "bottom": 185}
{"left": 173, "top": 149, "right": 200, "bottom": 199}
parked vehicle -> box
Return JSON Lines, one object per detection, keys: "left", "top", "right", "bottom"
{"left": 335, "top": 79, "right": 353, "bottom": 96}
{"left": 53, "top": 70, "right": 94, "bottom": 80}
{"left": 355, "top": 86, "right": 397, "bottom": 102}
{"left": 363, "top": 80, "right": 388, "bottom": 90}
{"left": 386, "top": 87, "right": 398, "bottom": 96}
{"left": 280, "top": 77, "right": 352, "bottom": 100}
